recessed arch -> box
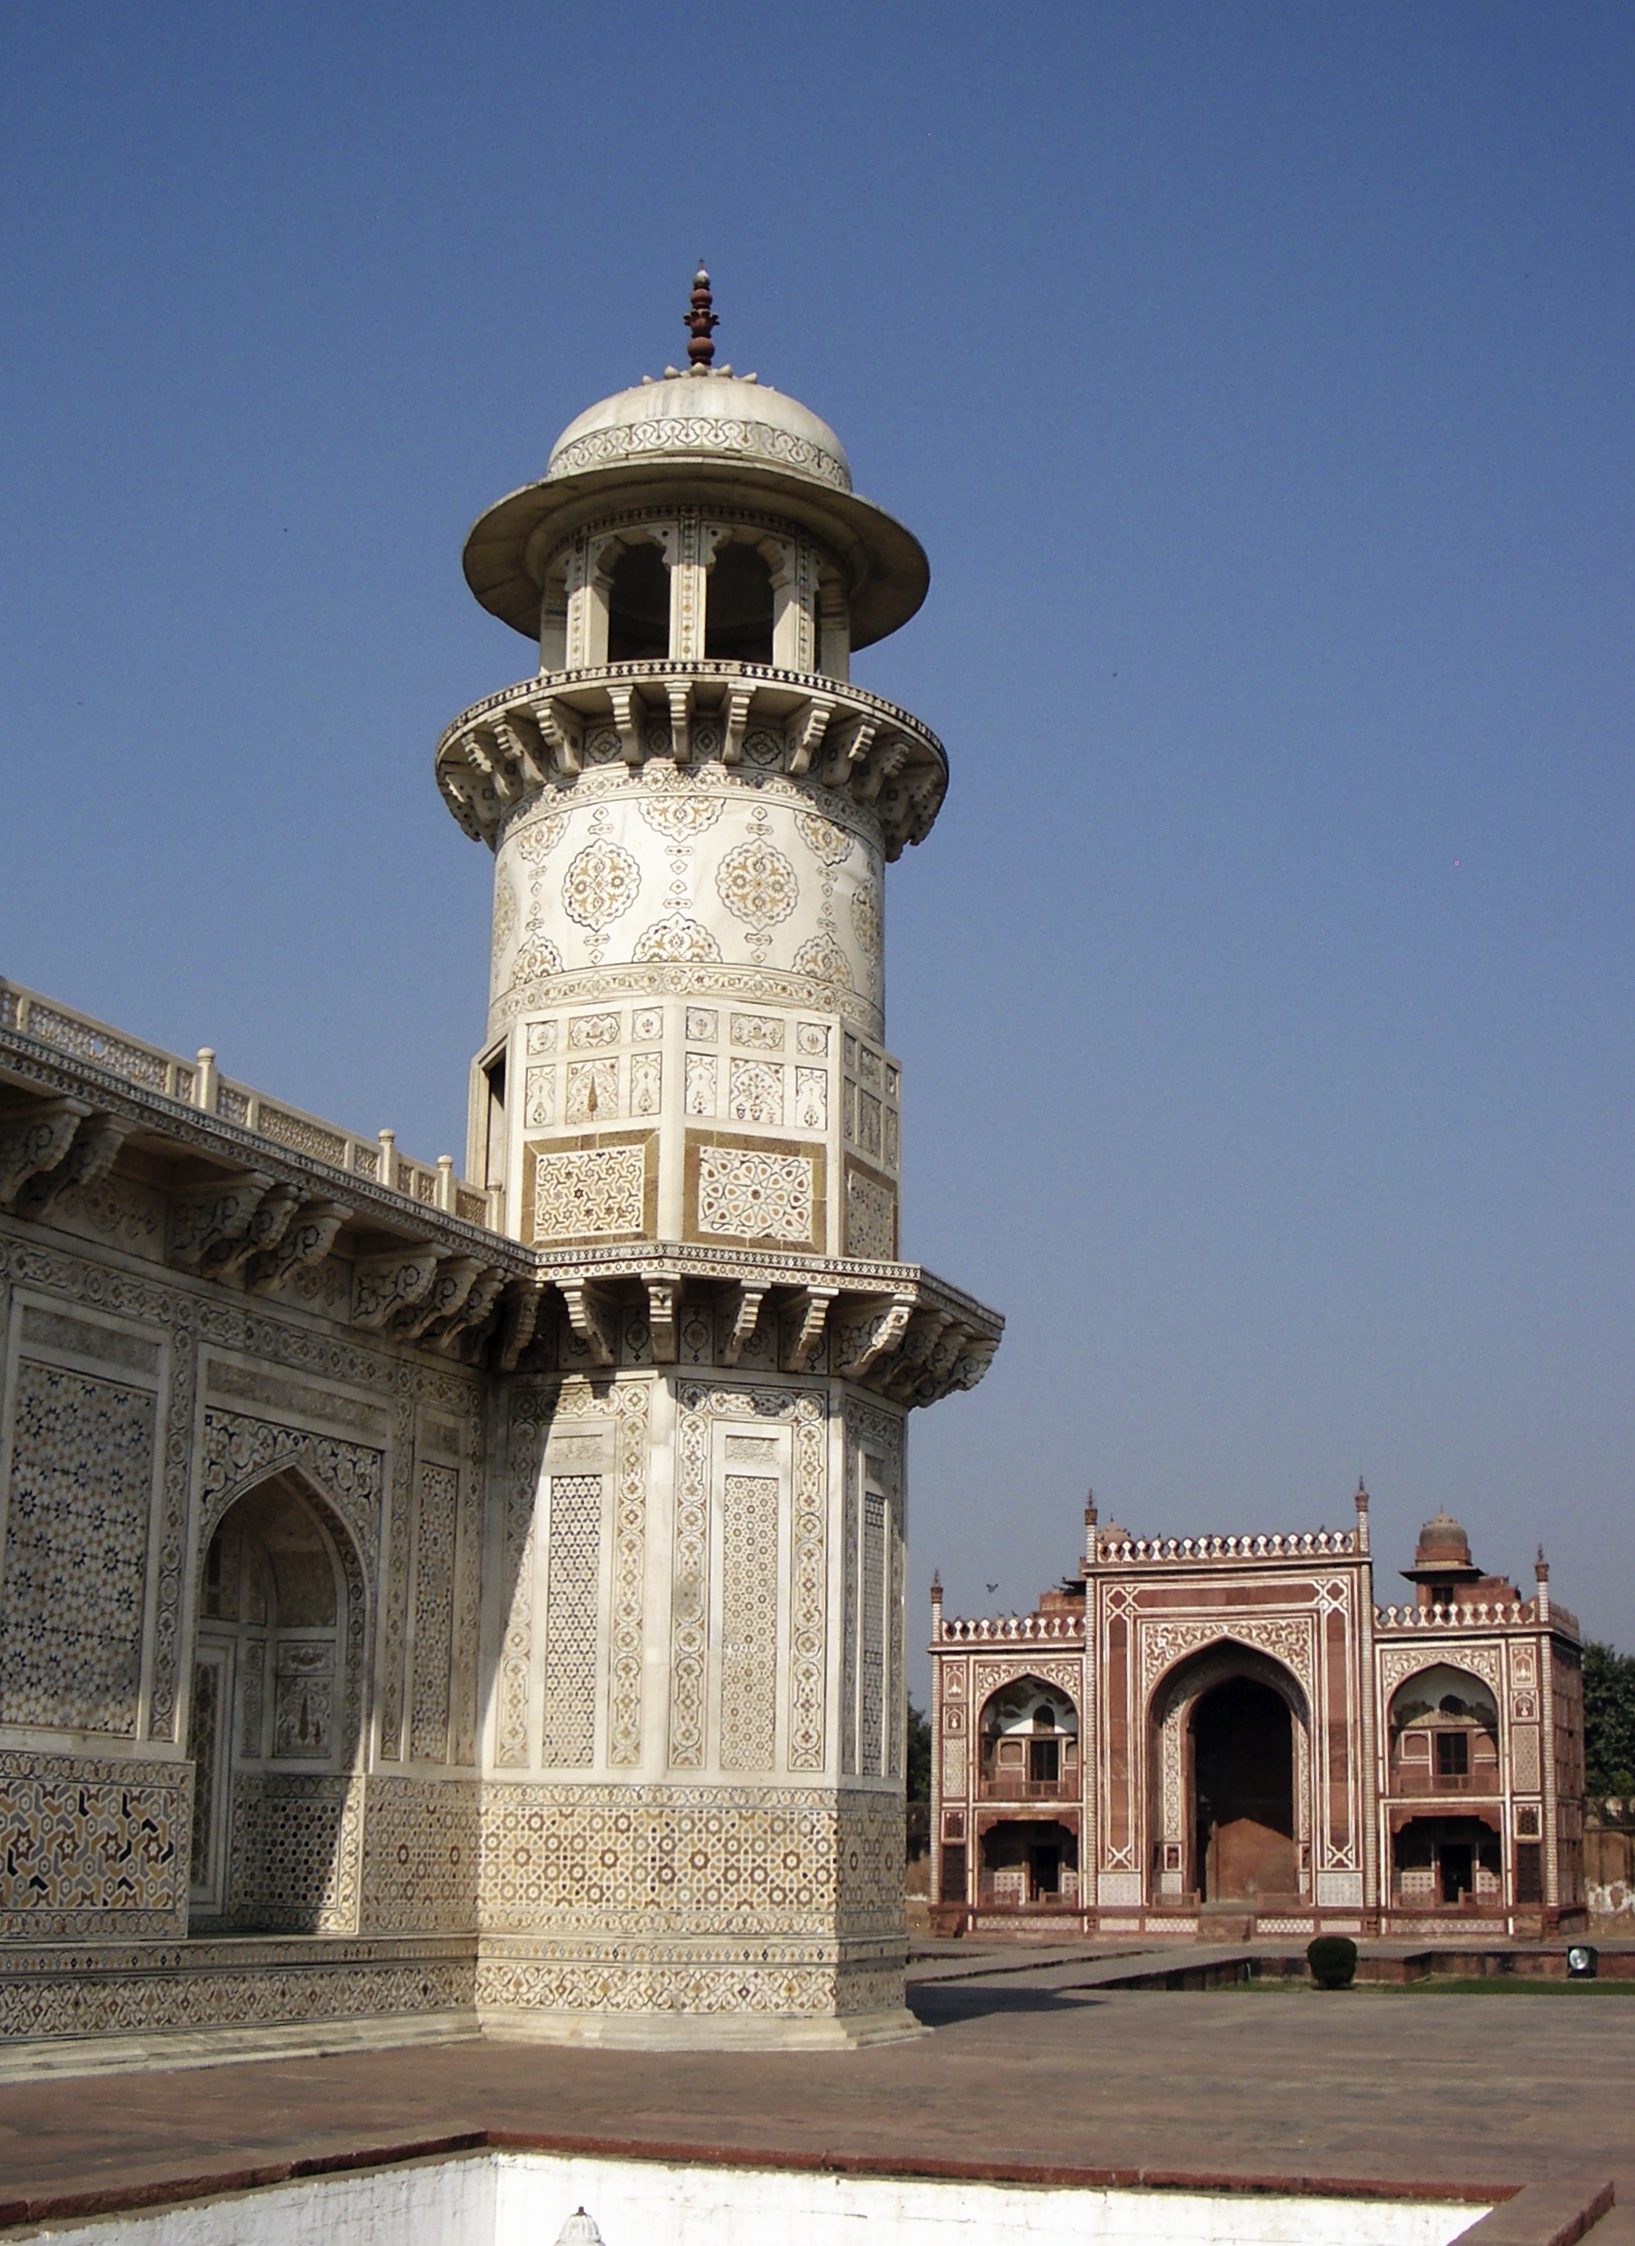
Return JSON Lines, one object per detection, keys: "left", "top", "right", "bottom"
{"left": 1147, "top": 1639, "right": 1311, "bottom": 1908}
{"left": 188, "top": 1468, "right": 367, "bottom": 1931}
{"left": 977, "top": 1674, "right": 1079, "bottom": 1798}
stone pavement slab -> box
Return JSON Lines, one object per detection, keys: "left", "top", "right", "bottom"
{"left": 0, "top": 1983, "right": 1630, "bottom": 2222}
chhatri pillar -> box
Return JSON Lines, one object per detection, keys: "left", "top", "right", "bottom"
{"left": 440, "top": 274, "right": 1001, "bottom": 2044}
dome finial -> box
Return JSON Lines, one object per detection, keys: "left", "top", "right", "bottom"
{"left": 686, "top": 262, "right": 718, "bottom": 368}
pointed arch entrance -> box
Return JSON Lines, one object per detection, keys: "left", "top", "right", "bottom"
{"left": 187, "top": 1469, "right": 366, "bottom": 1931}
{"left": 1192, "top": 1674, "right": 1296, "bottom": 1902}
{"left": 1148, "top": 1642, "right": 1310, "bottom": 1908}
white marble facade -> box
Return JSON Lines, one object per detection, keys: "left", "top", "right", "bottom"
{"left": 0, "top": 291, "right": 1000, "bottom": 2059}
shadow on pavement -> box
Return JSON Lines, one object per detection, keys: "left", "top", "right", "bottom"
{"left": 908, "top": 1983, "right": 1106, "bottom": 2026}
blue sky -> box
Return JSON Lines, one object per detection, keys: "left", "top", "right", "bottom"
{"left": 2, "top": 4, "right": 1630, "bottom": 1677}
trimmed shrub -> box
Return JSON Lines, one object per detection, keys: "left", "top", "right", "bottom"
{"left": 1307, "top": 1935, "right": 1358, "bottom": 1989}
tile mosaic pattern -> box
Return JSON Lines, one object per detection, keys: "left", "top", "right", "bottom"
{"left": 533, "top": 1146, "right": 646, "bottom": 1240}
{"left": 695, "top": 1147, "right": 813, "bottom": 1242}
{"left": 1, "top": 1360, "right": 156, "bottom": 1735}
{"left": 719, "top": 1475, "right": 778, "bottom": 1771}
{"left": 540, "top": 1474, "right": 602, "bottom": 1768}
{"left": 0, "top": 1750, "right": 189, "bottom": 1939}
{"left": 409, "top": 1464, "right": 458, "bottom": 1762}
{"left": 222, "top": 1772, "right": 361, "bottom": 1933}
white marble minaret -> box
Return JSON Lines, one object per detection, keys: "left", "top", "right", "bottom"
{"left": 439, "top": 273, "right": 1001, "bottom": 2044}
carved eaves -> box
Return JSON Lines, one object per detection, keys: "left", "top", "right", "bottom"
{"left": 0, "top": 1099, "right": 91, "bottom": 1207}
{"left": 167, "top": 1171, "right": 277, "bottom": 1273}
{"left": 244, "top": 1199, "right": 350, "bottom": 1295}
{"left": 352, "top": 1244, "right": 443, "bottom": 1330}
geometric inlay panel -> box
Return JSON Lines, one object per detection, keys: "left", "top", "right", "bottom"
{"left": 719, "top": 1474, "right": 778, "bottom": 1771}
{"left": 1, "top": 1361, "right": 156, "bottom": 1735}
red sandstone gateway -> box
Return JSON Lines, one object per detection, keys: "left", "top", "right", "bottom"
{"left": 929, "top": 1491, "right": 1585, "bottom": 1940}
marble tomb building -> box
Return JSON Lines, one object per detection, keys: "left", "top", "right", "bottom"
{"left": 0, "top": 276, "right": 1001, "bottom": 2059}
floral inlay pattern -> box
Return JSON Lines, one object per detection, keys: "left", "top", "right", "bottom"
{"left": 633, "top": 914, "right": 722, "bottom": 962}
{"left": 563, "top": 842, "right": 642, "bottom": 932}
{"left": 715, "top": 842, "right": 799, "bottom": 933}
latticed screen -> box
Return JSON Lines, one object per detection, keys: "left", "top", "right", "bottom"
{"left": 541, "top": 1476, "right": 603, "bottom": 1767}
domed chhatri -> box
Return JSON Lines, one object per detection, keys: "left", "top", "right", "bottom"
{"left": 1413, "top": 1509, "right": 1475, "bottom": 1566}
{"left": 461, "top": 269, "right": 928, "bottom": 653}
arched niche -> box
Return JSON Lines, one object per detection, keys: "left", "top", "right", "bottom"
{"left": 187, "top": 1468, "right": 366, "bottom": 1931}
{"left": 978, "top": 1674, "right": 1079, "bottom": 1797}
{"left": 1388, "top": 1660, "right": 1500, "bottom": 1795}
{"left": 978, "top": 1817, "right": 1079, "bottom": 1908}
{"left": 1147, "top": 1641, "right": 1311, "bottom": 1907}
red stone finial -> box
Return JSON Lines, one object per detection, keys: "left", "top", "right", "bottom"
{"left": 685, "top": 263, "right": 718, "bottom": 367}
{"left": 1084, "top": 1488, "right": 1098, "bottom": 1526}
{"left": 1355, "top": 1476, "right": 1370, "bottom": 1511}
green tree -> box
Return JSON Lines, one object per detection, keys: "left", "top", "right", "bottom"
{"left": 1583, "top": 1641, "right": 1635, "bottom": 1796}
{"left": 906, "top": 1699, "right": 932, "bottom": 1803}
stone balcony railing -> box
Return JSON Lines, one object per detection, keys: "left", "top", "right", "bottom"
{"left": 977, "top": 1773, "right": 1080, "bottom": 1804}
{"left": 1092, "top": 1529, "right": 1361, "bottom": 1564}
{"left": 1374, "top": 1598, "right": 1578, "bottom": 1637}
{"left": 434, "top": 660, "right": 949, "bottom": 859}
{"left": 0, "top": 979, "right": 495, "bottom": 1228}
{"left": 934, "top": 1612, "right": 1086, "bottom": 1644}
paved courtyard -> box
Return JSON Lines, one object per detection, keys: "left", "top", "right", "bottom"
{"left": 1, "top": 1952, "right": 1632, "bottom": 2226}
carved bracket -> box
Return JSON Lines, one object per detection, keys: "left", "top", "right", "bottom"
{"left": 208, "top": 1180, "right": 303, "bottom": 1280}
{"left": 398, "top": 1254, "right": 480, "bottom": 1339}
{"left": 496, "top": 1276, "right": 545, "bottom": 1371}
{"left": 10, "top": 1109, "right": 137, "bottom": 1222}
{"left": 352, "top": 1244, "right": 443, "bottom": 1329}
{"left": 244, "top": 1199, "right": 350, "bottom": 1295}
{"left": 167, "top": 1171, "right": 276, "bottom": 1273}
{"left": 780, "top": 1285, "right": 837, "bottom": 1374}
{"left": 644, "top": 1276, "right": 679, "bottom": 1364}
{"left": 836, "top": 1293, "right": 915, "bottom": 1380}
{"left": 0, "top": 1099, "right": 91, "bottom": 1207}
{"left": 559, "top": 1276, "right": 616, "bottom": 1366}
{"left": 721, "top": 1281, "right": 767, "bottom": 1367}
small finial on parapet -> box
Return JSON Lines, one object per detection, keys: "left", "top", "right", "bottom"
{"left": 686, "top": 262, "right": 718, "bottom": 367}
{"left": 1535, "top": 1544, "right": 1549, "bottom": 1581}
{"left": 1355, "top": 1477, "right": 1369, "bottom": 1511}
{"left": 1084, "top": 1487, "right": 1098, "bottom": 1526}
{"left": 930, "top": 1569, "right": 942, "bottom": 1601}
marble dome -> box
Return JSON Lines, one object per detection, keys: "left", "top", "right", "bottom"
{"left": 463, "top": 358, "right": 926, "bottom": 651}
{"left": 546, "top": 370, "right": 854, "bottom": 495}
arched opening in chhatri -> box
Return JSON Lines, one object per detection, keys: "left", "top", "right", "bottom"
{"left": 1191, "top": 1673, "right": 1296, "bottom": 1904}
{"left": 605, "top": 540, "right": 670, "bottom": 663}
{"left": 705, "top": 539, "right": 775, "bottom": 664}
{"left": 187, "top": 1470, "right": 361, "bottom": 1931}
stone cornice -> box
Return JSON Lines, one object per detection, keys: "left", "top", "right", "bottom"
{"left": 435, "top": 662, "right": 947, "bottom": 861}
{"left": 0, "top": 1005, "right": 1001, "bottom": 1407}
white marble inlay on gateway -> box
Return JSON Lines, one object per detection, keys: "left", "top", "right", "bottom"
{"left": 29, "top": 2150, "right": 1488, "bottom": 2246}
